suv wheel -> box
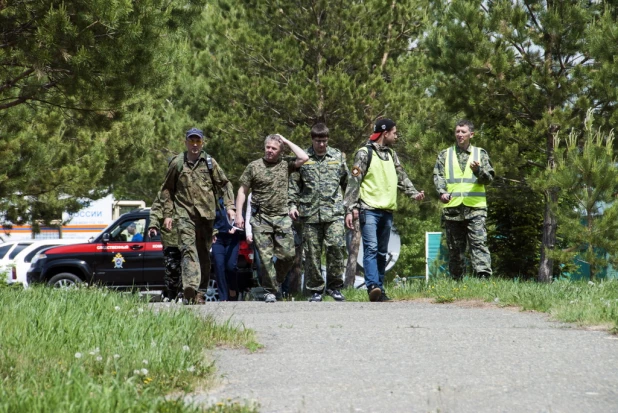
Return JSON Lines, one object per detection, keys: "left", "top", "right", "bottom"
{"left": 48, "top": 273, "right": 82, "bottom": 289}
{"left": 203, "top": 279, "right": 219, "bottom": 302}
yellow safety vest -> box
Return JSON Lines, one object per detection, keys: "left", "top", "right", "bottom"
{"left": 359, "top": 147, "right": 398, "bottom": 210}
{"left": 444, "top": 145, "right": 487, "bottom": 208}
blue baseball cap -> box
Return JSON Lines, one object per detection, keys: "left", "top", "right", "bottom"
{"left": 185, "top": 127, "right": 204, "bottom": 139}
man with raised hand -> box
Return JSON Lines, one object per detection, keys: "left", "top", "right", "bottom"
{"left": 433, "top": 120, "right": 494, "bottom": 280}
{"left": 235, "top": 134, "right": 308, "bottom": 303}
{"left": 344, "top": 119, "right": 425, "bottom": 302}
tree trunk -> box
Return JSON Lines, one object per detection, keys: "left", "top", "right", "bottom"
{"left": 538, "top": 189, "right": 557, "bottom": 282}
{"left": 537, "top": 124, "right": 559, "bottom": 283}
{"left": 344, "top": 220, "right": 361, "bottom": 287}
{"left": 538, "top": 3, "right": 558, "bottom": 283}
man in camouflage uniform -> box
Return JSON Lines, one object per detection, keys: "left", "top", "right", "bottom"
{"left": 235, "top": 134, "right": 308, "bottom": 303}
{"left": 344, "top": 119, "right": 425, "bottom": 302}
{"left": 158, "top": 127, "right": 236, "bottom": 304}
{"left": 289, "top": 123, "right": 349, "bottom": 302}
{"left": 433, "top": 119, "right": 494, "bottom": 280}
{"left": 148, "top": 190, "right": 182, "bottom": 300}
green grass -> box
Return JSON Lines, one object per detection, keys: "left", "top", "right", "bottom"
{"left": 0, "top": 284, "right": 259, "bottom": 413}
{"left": 343, "top": 277, "right": 618, "bottom": 333}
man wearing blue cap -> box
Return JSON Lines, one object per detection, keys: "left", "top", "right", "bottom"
{"left": 153, "top": 127, "right": 236, "bottom": 304}
{"left": 343, "top": 119, "right": 425, "bottom": 302}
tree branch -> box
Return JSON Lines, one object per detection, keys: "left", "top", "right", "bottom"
{"left": 0, "top": 95, "right": 30, "bottom": 110}
{"left": 380, "top": 0, "right": 397, "bottom": 69}
{"left": 0, "top": 67, "right": 34, "bottom": 93}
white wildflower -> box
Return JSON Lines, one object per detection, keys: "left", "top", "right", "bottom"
{"left": 137, "top": 308, "right": 144, "bottom": 313}
{"left": 75, "top": 352, "right": 82, "bottom": 359}
{"left": 187, "top": 365, "right": 196, "bottom": 373}
{"left": 113, "top": 354, "right": 120, "bottom": 359}
{"left": 96, "top": 356, "right": 103, "bottom": 362}
{"left": 133, "top": 369, "right": 140, "bottom": 375}
{"left": 588, "top": 281, "right": 595, "bottom": 286}
{"left": 140, "top": 368, "right": 148, "bottom": 375}
{"left": 114, "top": 306, "right": 121, "bottom": 311}
{"left": 182, "top": 345, "right": 190, "bottom": 352}
{"left": 142, "top": 360, "right": 148, "bottom": 365}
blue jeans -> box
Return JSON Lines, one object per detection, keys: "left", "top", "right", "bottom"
{"left": 360, "top": 209, "right": 393, "bottom": 291}
{"left": 212, "top": 232, "right": 242, "bottom": 301}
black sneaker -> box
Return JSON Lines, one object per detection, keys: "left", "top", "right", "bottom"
{"left": 368, "top": 286, "right": 381, "bottom": 302}
{"left": 308, "top": 292, "right": 323, "bottom": 302}
{"left": 326, "top": 289, "right": 345, "bottom": 302}
{"left": 380, "top": 292, "right": 392, "bottom": 302}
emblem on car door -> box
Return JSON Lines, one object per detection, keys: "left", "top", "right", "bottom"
{"left": 112, "top": 253, "right": 125, "bottom": 269}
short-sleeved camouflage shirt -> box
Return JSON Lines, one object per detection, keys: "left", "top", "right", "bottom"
{"left": 239, "top": 157, "right": 297, "bottom": 216}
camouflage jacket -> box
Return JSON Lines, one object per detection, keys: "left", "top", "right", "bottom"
{"left": 149, "top": 191, "right": 178, "bottom": 248}
{"left": 239, "top": 156, "right": 297, "bottom": 216}
{"left": 288, "top": 146, "right": 349, "bottom": 223}
{"left": 433, "top": 144, "right": 494, "bottom": 221}
{"left": 343, "top": 141, "right": 422, "bottom": 213}
{"left": 161, "top": 151, "right": 235, "bottom": 220}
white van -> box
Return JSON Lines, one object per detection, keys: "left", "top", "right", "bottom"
{"left": 1, "top": 239, "right": 88, "bottom": 286}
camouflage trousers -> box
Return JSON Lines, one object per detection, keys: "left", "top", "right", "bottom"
{"left": 444, "top": 215, "right": 492, "bottom": 279}
{"left": 251, "top": 213, "right": 295, "bottom": 294}
{"left": 177, "top": 217, "right": 214, "bottom": 291}
{"left": 163, "top": 246, "right": 182, "bottom": 298}
{"left": 303, "top": 220, "right": 345, "bottom": 293}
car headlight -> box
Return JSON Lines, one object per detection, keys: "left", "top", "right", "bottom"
{"left": 31, "top": 253, "right": 46, "bottom": 264}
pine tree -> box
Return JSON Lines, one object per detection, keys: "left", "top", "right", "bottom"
{"left": 189, "top": 0, "right": 429, "bottom": 180}
{"left": 543, "top": 109, "right": 618, "bottom": 280}
{"left": 0, "top": 0, "right": 206, "bottom": 226}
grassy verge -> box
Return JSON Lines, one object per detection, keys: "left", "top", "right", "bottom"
{"left": 0, "top": 284, "right": 259, "bottom": 413}
{"left": 342, "top": 277, "right": 618, "bottom": 333}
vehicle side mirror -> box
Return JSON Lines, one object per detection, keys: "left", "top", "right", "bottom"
{"left": 102, "top": 233, "right": 110, "bottom": 243}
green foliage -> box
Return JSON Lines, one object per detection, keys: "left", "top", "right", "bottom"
{"left": 0, "top": 0, "right": 206, "bottom": 223}
{"left": 0, "top": 0, "right": 204, "bottom": 112}
{"left": 0, "top": 286, "right": 258, "bottom": 412}
{"left": 488, "top": 182, "right": 544, "bottom": 280}
{"left": 542, "top": 109, "right": 618, "bottom": 279}
{"left": 189, "top": 0, "right": 430, "bottom": 181}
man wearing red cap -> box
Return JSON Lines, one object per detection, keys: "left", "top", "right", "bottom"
{"left": 343, "top": 119, "right": 425, "bottom": 302}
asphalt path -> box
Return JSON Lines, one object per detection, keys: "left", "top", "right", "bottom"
{"left": 185, "top": 301, "right": 618, "bottom": 413}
